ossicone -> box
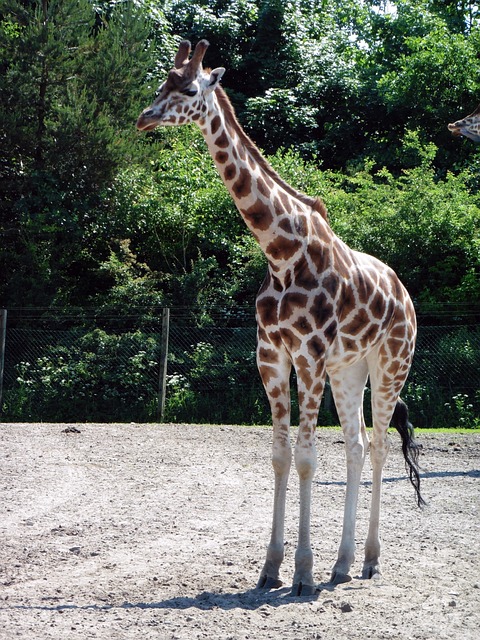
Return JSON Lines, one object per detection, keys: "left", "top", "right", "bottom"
{"left": 173, "top": 38, "right": 210, "bottom": 77}
{"left": 174, "top": 40, "right": 191, "bottom": 68}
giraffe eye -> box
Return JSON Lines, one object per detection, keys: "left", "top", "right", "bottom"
{"left": 182, "top": 88, "right": 197, "bottom": 97}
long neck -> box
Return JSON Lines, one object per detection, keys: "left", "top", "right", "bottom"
{"left": 198, "top": 87, "right": 330, "bottom": 270}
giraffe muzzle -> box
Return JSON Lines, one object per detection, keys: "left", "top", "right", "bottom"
{"left": 447, "top": 122, "right": 462, "bottom": 136}
{"left": 136, "top": 110, "right": 159, "bottom": 131}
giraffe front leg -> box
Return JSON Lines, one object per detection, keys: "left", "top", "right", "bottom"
{"left": 290, "top": 373, "right": 323, "bottom": 597}
{"left": 256, "top": 356, "right": 292, "bottom": 591}
{"left": 256, "top": 428, "right": 292, "bottom": 589}
{"left": 290, "top": 434, "right": 317, "bottom": 596}
{"left": 329, "top": 362, "right": 369, "bottom": 585}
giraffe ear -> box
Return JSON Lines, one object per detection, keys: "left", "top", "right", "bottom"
{"left": 205, "top": 67, "right": 225, "bottom": 94}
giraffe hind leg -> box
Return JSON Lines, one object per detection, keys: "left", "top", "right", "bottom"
{"left": 329, "top": 360, "right": 369, "bottom": 584}
{"left": 362, "top": 355, "right": 420, "bottom": 580}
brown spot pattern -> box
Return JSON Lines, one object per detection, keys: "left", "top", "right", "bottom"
{"left": 321, "top": 272, "right": 339, "bottom": 298}
{"left": 257, "top": 297, "right": 278, "bottom": 326}
{"left": 278, "top": 218, "right": 293, "bottom": 234}
{"left": 356, "top": 272, "right": 375, "bottom": 304}
{"left": 307, "top": 335, "right": 325, "bottom": 358}
{"left": 342, "top": 308, "right": 370, "bottom": 336}
{"left": 215, "top": 151, "right": 228, "bottom": 164}
{"left": 232, "top": 168, "right": 252, "bottom": 198}
{"left": 224, "top": 163, "right": 236, "bottom": 181}
{"left": 266, "top": 236, "right": 302, "bottom": 261}
{"left": 294, "top": 214, "right": 308, "bottom": 237}
{"left": 295, "top": 356, "right": 313, "bottom": 390}
{"left": 294, "top": 257, "right": 319, "bottom": 291}
{"left": 259, "top": 347, "right": 279, "bottom": 364}
{"left": 337, "top": 285, "right": 356, "bottom": 322}
{"left": 279, "top": 327, "right": 301, "bottom": 352}
{"left": 214, "top": 131, "right": 229, "bottom": 148}
{"left": 210, "top": 115, "right": 221, "bottom": 135}
{"left": 256, "top": 176, "right": 270, "bottom": 199}
{"left": 310, "top": 293, "right": 333, "bottom": 328}
{"left": 271, "top": 275, "right": 283, "bottom": 292}
{"left": 389, "top": 322, "right": 407, "bottom": 340}
{"left": 292, "top": 316, "right": 313, "bottom": 335}
{"left": 334, "top": 246, "right": 353, "bottom": 275}
{"left": 259, "top": 365, "right": 277, "bottom": 385}
{"left": 361, "top": 324, "right": 380, "bottom": 346}
{"left": 370, "top": 290, "right": 386, "bottom": 320}
{"left": 307, "top": 239, "right": 330, "bottom": 274}
{"left": 324, "top": 320, "right": 337, "bottom": 343}
{"left": 274, "top": 401, "right": 288, "bottom": 420}
{"left": 342, "top": 336, "right": 357, "bottom": 352}
{"left": 280, "top": 292, "right": 308, "bottom": 319}
{"left": 242, "top": 202, "right": 274, "bottom": 231}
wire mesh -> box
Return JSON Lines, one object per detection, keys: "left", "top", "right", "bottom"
{"left": 1, "top": 311, "right": 479, "bottom": 427}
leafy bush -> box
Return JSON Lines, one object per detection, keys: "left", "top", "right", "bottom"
{"left": 165, "top": 331, "right": 270, "bottom": 424}
{"left": 405, "top": 326, "right": 480, "bottom": 428}
{"left": 5, "top": 330, "right": 160, "bottom": 422}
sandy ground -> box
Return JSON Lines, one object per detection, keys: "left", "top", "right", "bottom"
{"left": 0, "top": 423, "right": 479, "bottom": 640}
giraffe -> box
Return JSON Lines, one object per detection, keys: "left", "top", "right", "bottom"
{"left": 448, "top": 103, "right": 480, "bottom": 142}
{"left": 137, "top": 40, "right": 424, "bottom": 596}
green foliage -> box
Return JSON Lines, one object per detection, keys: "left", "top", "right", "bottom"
{"left": 1, "top": 0, "right": 480, "bottom": 427}
{"left": 2, "top": 0, "right": 479, "bottom": 317}
{"left": 321, "top": 157, "right": 480, "bottom": 308}
{"left": 165, "top": 333, "right": 270, "bottom": 424}
{"left": 5, "top": 329, "right": 159, "bottom": 421}
{"left": 101, "top": 125, "right": 247, "bottom": 309}
{"left": 404, "top": 325, "right": 480, "bottom": 428}
{"left": 0, "top": 0, "right": 158, "bottom": 307}
{"left": 445, "top": 394, "right": 480, "bottom": 429}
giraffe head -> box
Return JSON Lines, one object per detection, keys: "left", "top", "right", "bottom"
{"left": 448, "top": 103, "right": 480, "bottom": 142}
{"left": 137, "top": 39, "right": 225, "bottom": 131}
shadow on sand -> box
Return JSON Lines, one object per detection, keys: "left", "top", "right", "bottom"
{"left": 1, "top": 578, "right": 372, "bottom": 613}
{"left": 315, "top": 468, "right": 480, "bottom": 487}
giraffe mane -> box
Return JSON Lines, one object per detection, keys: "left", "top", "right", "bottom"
{"left": 214, "top": 86, "right": 329, "bottom": 222}
{"left": 468, "top": 102, "right": 480, "bottom": 118}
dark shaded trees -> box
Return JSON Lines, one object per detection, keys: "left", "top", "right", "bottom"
{"left": 1, "top": 0, "right": 478, "bottom": 320}
{"left": 0, "top": 0, "right": 156, "bottom": 307}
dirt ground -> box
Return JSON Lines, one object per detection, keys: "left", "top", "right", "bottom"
{"left": 0, "top": 423, "right": 479, "bottom": 640}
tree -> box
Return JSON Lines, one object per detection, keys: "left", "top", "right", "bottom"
{"left": 0, "top": 0, "right": 156, "bottom": 307}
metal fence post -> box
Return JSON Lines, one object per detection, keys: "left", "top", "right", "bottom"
{"left": 0, "top": 309, "right": 7, "bottom": 413}
{"left": 157, "top": 307, "right": 170, "bottom": 422}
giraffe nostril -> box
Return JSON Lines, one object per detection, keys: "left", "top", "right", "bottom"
{"left": 143, "top": 109, "right": 154, "bottom": 118}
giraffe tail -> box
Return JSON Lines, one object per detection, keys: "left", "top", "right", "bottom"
{"left": 391, "top": 399, "right": 426, "bottom": 509}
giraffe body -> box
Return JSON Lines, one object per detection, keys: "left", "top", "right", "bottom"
{"left": 137, "top": 40, "right": 423, "bottom": 594}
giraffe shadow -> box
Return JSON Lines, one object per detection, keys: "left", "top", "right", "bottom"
{"left": 121, "top": 586, "right": 320, "bottom": 611}
{"left": 120, "top": 576, "right": 372, "bottom": 611}
{"left": 3, "top": 588, "right": 319, "bottom": 613}
{"left": 315, "top": 468, "right": 480, "bottom": 487}
{"left": 2, "top": 579, "right": 376, "bottom": 615}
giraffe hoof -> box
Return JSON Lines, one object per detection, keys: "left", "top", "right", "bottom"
{"left": 290, "top": 582, "right": 319, "bottom": 597}
{"left": 329, "top": 571, "right": 352, "bottom": 585}
{"left": 362, "top": 565, "right": 382, "bottom": 580}
{"left": 256, "top": 575, "right": 283, "bottom": 590}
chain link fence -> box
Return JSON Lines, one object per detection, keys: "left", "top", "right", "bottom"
{"left": 1, "top": 309, "right": 479, "bottom": 427}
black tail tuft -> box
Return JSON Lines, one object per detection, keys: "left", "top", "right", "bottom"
{"left": 391, "top": 399, "right": 426, "bottom": 509}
